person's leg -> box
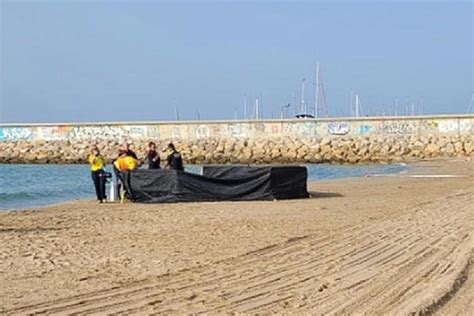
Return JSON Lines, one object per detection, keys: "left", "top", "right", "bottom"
{"left": 91, "top": 171, "right": 101, "bottom": 201}
{"left": 98, "top": 170, "right": 106, "bottom": 201}
{"left": 113, "top": 166, "right": 121, "bottom": 199}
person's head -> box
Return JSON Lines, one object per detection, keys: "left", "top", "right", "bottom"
{"left": 91, "top": 146, "right": 100, "bottom": 155}
{"left": 167, "top": 143, "right": 176, "bottom": 152}
{"left": 118, "top": 149, "right": 127, "bottom": 157}
{"left": 120, "top": 142, "right": 130, "bottom": 152}
{"left": 148, "top": 142, "right": 156, "bottom": 151}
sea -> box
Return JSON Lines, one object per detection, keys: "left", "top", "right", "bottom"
{"left": 0, "top": 163, "right": 407, "bottom": 211}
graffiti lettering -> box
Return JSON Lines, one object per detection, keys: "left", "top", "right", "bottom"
{"left": 195, "top": 125, "right": 210, "bottom": 139}
{"left": 0, "top": 127, "right": 33, "bottom": 141}
{"left": 129, "top": 126, "right": 146, "bottom": 137}
{"left": 283, "top": 122, "right": 317, "bottom": 138}
{"left": 380, "top": 121, "right": 417, "bottom": 135}
{"left": 459, "top": 119, "right": 472, "bottom": 133}
{"left": 37, "top": 127, "right": 69, "bottom": 140}
{"left": 68, "top": 126, "right": 129, "bottom": 140}
{"left": 421, "top": 120, "right": 439, "bottom": 131}
{"left": 438, "top": 120, "right": 458, "bottom": 133}
{"left": 328, "top": 122, "right": 350, "bottom": 135}
{"left": 253, "top": 123, "right": 265, "bottom": 132}
{"left": 226, "top": 124, "right": 247, "bottom": 137}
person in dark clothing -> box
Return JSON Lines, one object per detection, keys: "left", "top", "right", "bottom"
{"left": 165, "top": 142, "right": 184, "bottom": 171}
{"left": 145, "top": 142, "right": 161, "bottom": 169}
{"left": 120, "top": 142, "right": 138, "bottom": 160}
{"left": 88, "top": 146, "right": 107, "bottom": 203}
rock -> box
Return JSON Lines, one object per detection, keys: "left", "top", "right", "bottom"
{"left": 320, "top": 138, "right": 331, "bottom": 146}
{"left": 425, "top": 143, "right": 440, "bottom": 156}
{"left": 0, "top": 129, "right": 472, "bottom": 164}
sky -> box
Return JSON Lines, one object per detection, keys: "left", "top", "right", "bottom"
{"left": 0, "top": 0, "right": 472, "bottom": 123}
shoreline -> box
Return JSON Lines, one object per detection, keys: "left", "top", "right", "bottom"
{"left": 1, "top": 159, "right": 473, "bottom": 314}
{"left": 0, "top": 161, "right": 410, "bottom": 212}
{"left": 5, "top": 158, "right": 472, "bottom": 213}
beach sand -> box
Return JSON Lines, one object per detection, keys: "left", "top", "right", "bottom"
{"left": 1, "top": 159, "right": 473, "bottom": 315}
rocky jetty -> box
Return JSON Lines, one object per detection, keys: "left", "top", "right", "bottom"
{"left": 0, "top": 134, "right": 472, "bottom": 164}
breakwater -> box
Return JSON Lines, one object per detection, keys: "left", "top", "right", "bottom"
{"left": 1, "top": 115, "right": 473, "bottom": 164}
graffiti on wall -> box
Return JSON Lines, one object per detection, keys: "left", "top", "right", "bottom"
{"left": 359, "top": 123, "right": 373, "bottom": 135}
{"left": 421, "top": 120, "right": 439, "bottom": 131}
{"left": 225, "top": 124, "right": 248, "bottom": 137}
{"left": 328, "top": 122, "right": 350, "bottom": 135}
{"left": 436, "top": 119, "right": 472, "bottom": 134}
{"left": 0, "top": 117, "right": 472, "bottom": 142}
{"left": 380, "top": 121, "right": 418, "bottom": 135}
{"left": 195, "top": 125, "right": 210, "bottom": 139}
{"left": 0, "top": 127, "right": 34, "bottom": 141}
{"left": 146, "top": 126, "right": 160, "bottom": 138}
{"left": 438, "top": 120, "right": 458, "bottom": 133}
{"left": 67, "top": 126, "right": 130, "bottom": 140}
{"left": 270, "top": 124, "right": 279, "bottom": 134}
{"left": 36, "top": 126, "right": 71, "bottom": 140}
{"left": 283, "top": 122, "right": 317, "bottom": 138}
{"left": 253, "top": 123, "right": 266, "bottom": 133}
{"left": 128, "top": 126, "right": 146, "bottom": 137}
{"left": 459, "top": 119, "right": 472, "bottom": 133}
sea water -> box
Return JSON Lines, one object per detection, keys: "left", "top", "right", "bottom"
{"left": 0, "top": 163, "right": 406, "bottom": 211}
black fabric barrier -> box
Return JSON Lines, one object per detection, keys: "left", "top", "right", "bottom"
{"left": 120, "top": 165, "right": 308, "bottom": 203}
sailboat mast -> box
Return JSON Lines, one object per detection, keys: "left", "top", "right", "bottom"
{"left": 355, "top": 94, "right": 359, "bottom": 117}
{"left": 255, "top": 98, "right": 260, "bottom": 120}
{"left": 243, "top": 95, "right": 247, "bottom": 119}
{"left": 301, "top": 78, "right": 306, "bottom": 114}
{"left": 350, "top": 90, "right": 354, "bottom": 117}
{"left": 468, "top": 93, "right": 474, "bottom": 113}
{"left": 315, "top": 62, "right": 320, "bottom": 118}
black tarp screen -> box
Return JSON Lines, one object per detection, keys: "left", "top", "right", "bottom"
{"left": 120, "top": 165, "right": 308, "bottom": 203}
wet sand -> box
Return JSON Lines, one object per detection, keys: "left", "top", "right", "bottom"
{"left": 1, "top": 159, "right": 473, "bottom": 315}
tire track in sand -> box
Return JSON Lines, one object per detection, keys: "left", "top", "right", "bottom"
{"left": 5, "top": 192, "right": 474, "bottom": 315}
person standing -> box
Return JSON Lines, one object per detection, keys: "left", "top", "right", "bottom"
{"left": 120, "top": 142, "right": 138, "bottom": 160}
{"left": 113, "top": 141, "right": 139, "bottom": 198}
{"left": 145, "top": 141, "right": 161, "bottom": 169}
{"left": 88, "top": 146, "right": 107, "bottom": 203}
{"left": 165, "top": 142, "right": 184, "bottom": 171}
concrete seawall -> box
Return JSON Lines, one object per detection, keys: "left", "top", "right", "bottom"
{"left": 1, "top": 115, "right": 473, "bottom": 164}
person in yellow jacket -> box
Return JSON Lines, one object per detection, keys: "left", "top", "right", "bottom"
{"left": 88, "top": 146, "right": 107, "bottom": 203}
{"left": 113, "top": 149, "right": 139, "bottom": 203}
{"left": 114, "top": 151, "right": 138, "bottom": 171}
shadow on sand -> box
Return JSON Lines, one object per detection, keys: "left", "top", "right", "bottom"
{"left": 309, "top": 191, "right": 344, "bottom": 199}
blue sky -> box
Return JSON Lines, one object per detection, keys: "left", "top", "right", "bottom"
{"left": 1, "top": 1, "right": 472, "bottom": 123}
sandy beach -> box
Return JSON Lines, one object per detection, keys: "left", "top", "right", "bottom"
{"left": 1, "top": 159, "right": 473, "bottom": 315}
